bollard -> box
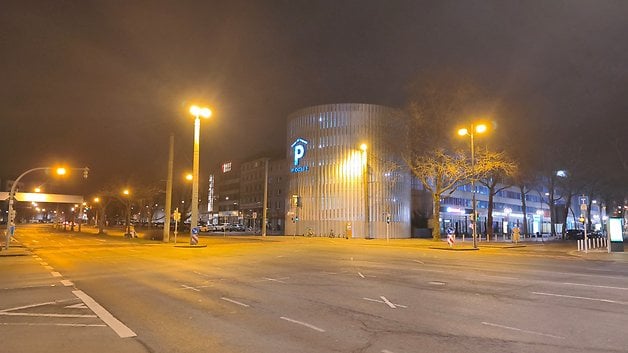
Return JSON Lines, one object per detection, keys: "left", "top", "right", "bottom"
{"left": 577, "top": 239, "right": 582, "bottom": 251}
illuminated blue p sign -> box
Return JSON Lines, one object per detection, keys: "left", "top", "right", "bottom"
{"left": 291, "top": 138, "right": 309, "bottom": 173}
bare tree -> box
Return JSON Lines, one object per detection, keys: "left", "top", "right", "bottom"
{"left": 477, "top": 150, "right": 517, "bottom": 241}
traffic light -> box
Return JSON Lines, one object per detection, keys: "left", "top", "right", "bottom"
{"left": 8, "top": 209, "right": 16, "bottom": 223}
{"left": 386, "top": 214, "right": 391, "bottom": 224}
{"left": 83, "top": 167, "right": 90, "bottom": 179}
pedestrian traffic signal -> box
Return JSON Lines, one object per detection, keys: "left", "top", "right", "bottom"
{"left": 82, "top": 167, "right": 90, "bottom": 179}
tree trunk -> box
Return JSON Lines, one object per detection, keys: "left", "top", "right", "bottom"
{"left": 519, "top": 185, "right": 528, "bottom": 237}
{"left": 432, "top": 193, "right": 441, "bottom": 241}
{"left": 487, "top": 191, "right": 494, "bottom": 241}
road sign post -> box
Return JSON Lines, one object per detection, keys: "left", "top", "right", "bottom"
{"left": 173, "top": 208, "right": 181, "bottom": 244}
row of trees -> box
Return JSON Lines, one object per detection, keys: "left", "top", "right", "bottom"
{"left": 394, "top": 70, "right": 627, "bottom": 241}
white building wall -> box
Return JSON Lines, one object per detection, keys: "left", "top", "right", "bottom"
{"left": 285, "top": 104, "right": 411, "bottom": 238}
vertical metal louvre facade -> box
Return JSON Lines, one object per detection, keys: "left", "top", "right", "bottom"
{"left": 285, "top": 103, "right": 411, "bottom": 238}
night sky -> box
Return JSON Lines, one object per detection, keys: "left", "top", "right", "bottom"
{"left": 2, "top": 0, "right": 627, "bottom": 192}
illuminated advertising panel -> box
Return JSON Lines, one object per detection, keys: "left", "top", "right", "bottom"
{"left": 609, "top": 218, "right": 623, "bottom": 242}
{"left": 222, "top": 162, "right": 232, "bottom": 173}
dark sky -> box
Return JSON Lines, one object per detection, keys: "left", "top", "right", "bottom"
{"left": 2, "top": 0, "right": 627, "bottom": 192}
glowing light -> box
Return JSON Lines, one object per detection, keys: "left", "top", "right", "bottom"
{"left": 56, "top": 167, "right": 67, "bottom": 175}
{"left": 190, "top": 105, "right": 212, "bottom": 118}
{"left": 341, "top": 150, "right": 364, "bottom": 177}
{"left": 34, "top": 187, "right": 41, "bottom": 193}
{"left": 475, "top": 124, "right": 487, "bottom": 133}
{"left": 457, "top": 128, "right": 468, "bottom": 136}
{"left": 185, "top": 173, "right": 193, "bottom": 181}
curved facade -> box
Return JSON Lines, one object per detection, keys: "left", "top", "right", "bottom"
{"left": 285, "top": 103, "right": 411, "bottom": 238}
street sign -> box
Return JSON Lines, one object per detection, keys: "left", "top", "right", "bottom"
{"left": 173, "top": 210, "right": 181, "bottom": 222}
{"left": 252, "top": 212, "right": 257, "bottom": 219}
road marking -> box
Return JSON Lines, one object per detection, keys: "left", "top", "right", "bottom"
{"left": 0, "top": 322, "right": 106, "bottom": 327}
{"left": 0, "top": 312, "right": 96, "bottom": 318}
{"left": 181, "top": 284, "right": 201, "bottom": 292}
{"left": 61, "top": 280, "right": 74, "bottom": 287}
{"left": 51, "top": 272, "right": 62, "bottom": 277}
{"left": 73, "top": 290, "right": 137, "bottom": 338}
{"left": 363, "top": 297, "right": 407, "bottom": 308}
{"left": 39, "top": 262, "right": 48, "bottom": 266}
{"left": 380, "top": 296, "right": 396, "bottom": 309}
{"left": 44, "top": 265, "right": 54, "bottom": 270}
{"left": 382, "top": 350, "right": 396, "bottom": 353}
{"left": 0, "top": 299, "right": 75, "bottom": 312}
{"left": 562, "top": 282, "right": 628, "bottom": 291}
{"left": 280, "top": 316, "right": 325, "bottom": 332}
{"left": 221, "top": 297, "right": 250, "bottom": 307}
{"left": 482, "top": 322, "right": 565, "bottom": 339}
{"left": 413, "top": 259, "right": 424, "bottom": 264}
{"left": 358, "top": 272, "right": 365, "bottom": 278}
{"left": 65, "top": 303, "right": 88, "bottom": 309}
{"left": 428, "top": 281, "right": 446, "bottom": 286}
{"left": 532, "top": 291, "right": 627, "bottom": 305}
{"left": 262, "top": 277, "right": 288, "bottom": 283}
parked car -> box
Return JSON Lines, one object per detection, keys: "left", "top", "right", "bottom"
{"left": 227, "top": 223, "right": 246, "bottom": 232}
{"left": 565, "top": 229, "right": 584, "bottom": 240}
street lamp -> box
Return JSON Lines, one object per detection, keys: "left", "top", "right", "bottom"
{"left": 189, "top": 105, "right": 212, "bottom": 237}
{"left": 4, "top": 166, "right": 78, "bottom": 250}
{"left": 458, "top": 123, "right": 488, "bottom": 249}
{"left": 360, "top": 143, "right": 369, "bottom": 239}
{"left": 122, "top": 189, "right": 131, "bottom": 236}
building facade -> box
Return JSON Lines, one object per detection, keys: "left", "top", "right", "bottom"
{"left": 285, "top": 103, "right": 411, "bottom": 238}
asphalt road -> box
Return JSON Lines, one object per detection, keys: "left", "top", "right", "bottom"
{"left": 1, "top": 225, "right": 627, "bottom": 353}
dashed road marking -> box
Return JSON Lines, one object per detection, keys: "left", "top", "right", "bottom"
{"left": 363, "top": 297, "right": 407, "bottom": 308}
{"left": 413, "top": 259, "right": 424, "bottom": 264}
{"left": 51, "top": 272, "right": 62, "bottom": 277}
{"left": 532, "top": 291, "right": 627, "bottom": 305}
{"left": 60, "top": 280, "right": 74, "bottom": 287}
{"left": 44, "top": 265, "right": 54, "bottom": 270}
{"left": 221, "top": 297, "right": 250, "bottom": 307}
{"left": 482, "top": 321, "right": 565, "bottom": 339}
{"left": 380, "top": 296, "right": 396, "bottom": 309}
{"left": 562, "top": 282, "right": 628, "bottom": 291}
{"left": 358, "top": 272, "right": 365, "bottom": 278}
{"left": 280, "top": 316, "right": 325, "bottom": 332}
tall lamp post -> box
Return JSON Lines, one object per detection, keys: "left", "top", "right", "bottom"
{"left": 360, "top": 143, "right": 369, "bottom": 239}
{"left": 122, "top": 189, "right": 131, "bottom": 236}
{"left": 458, "top": 123, "right": 487, "bottom": 249}
{"left": 189, "top": 105, "right": 212, "bottom": 236}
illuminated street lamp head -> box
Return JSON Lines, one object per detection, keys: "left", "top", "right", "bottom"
{"left": 457, "top": 128, "right": 468, "bottom": 136}
{"left": 56, "top": 167, "right": 67, "bottom": 175}
{"left": 94, "top": 197, "right": 100, "bottom": 203}
{"left": 185, "top": 173, "right": 193, "bottom": 181}
{"left": 123, "top": 189, "right": 130, "bottom": 196}
{"left": 190, "top": 105, "right": 212, "bottom": 118}
{"left": 360, "top": 143, "right": 368, "bottom": 151}
{"left": 34, "top": 187, "right": 41, "bottom": 193}
{"left": 475, "top": 124, "right": 487, "bottom": 134}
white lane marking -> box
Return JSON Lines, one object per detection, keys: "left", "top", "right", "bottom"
{"left": 44, "top": 266, "right": 54, "bottom": 270}
{"left": 221, "top": 297, "right": 250, "bottom": 307}
{"left": 39, "top": 262, "right": 48, "bottom": 266}
{"left": 380, "top": 296, "right": 396, "bottom": 309}
{"left": 532, "top": 291, "right": 628, "bottom": 305}
{"left": 96, "top": 239, "right": 106, "bottom": 242}
{"left": 61, "top": 280, "right": 74, "bottom": 287}
{"left": 0, "top": 312, "right": 96, "bottom": 318}
{"left": 32, "top": 240, "right": 39, "bottom": 243}
{"left": 0, "top": 322, "right": 106, "bottom": 327}
{"left": 358, "top": 272, "right": 365, "bottom": 278}
{"left": 263, "top": 277, "right": 288, "bottom": 283}
{"left": 65, "top": 303, "right": 88, "bottom": 309}
{"left": 363, "top": 297, "right": 407, "bottom": 308}
{"left": 482, "top": 322, "right": 565, "bottom": 339}
{"left": 280, "top": 316, "right": 325, "bottom": 332}
{"left": 51, "top": 272, "right": 62, "bottom": 278}
{"left": 428, "top": 281, "right": 446, "bottom": 286}
{"left": 413, "top": 259, "right": 424, "bottom": 264}
{"left": 181, "top": 285, "right": 201, "bottom": 292}
{"left": 0, "top": 299, "right": 74, "bottom": 312}
{"left": 382, "top": 350, "right": 396, "bottom": 353}
{"left": 562, "top": 282, "right": 628, "bottom": 291}
{"left": 73, "top": 290, "right": 137, "bottom": 338}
